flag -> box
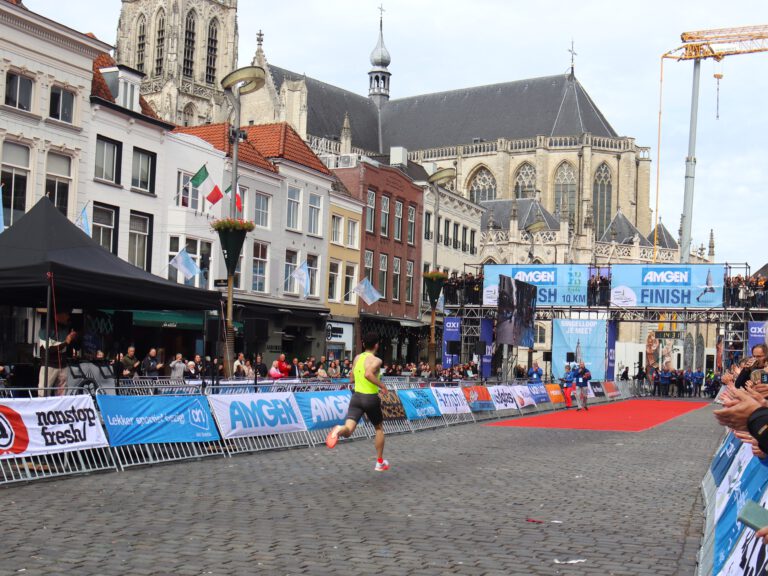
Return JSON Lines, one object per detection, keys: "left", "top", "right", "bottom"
{"left": 191, "top": 165, "right": 223, "bottom": 205}
{"left": 436, "top": 291, "right": 445, "bottom": 313}
{"left": 0, "top": 183, "right": 4, "bottom": 234}
{"left": 169, "top": 247, "right": 201, "bottom": 280}
{"left": 224, "top": 185, "right": 243, "bottom": 213}
{"left": 353, "top": 278, "right": 383, "bottom": 306}
{"left": 78, "top": 205, "right": 91, "bottom": 237}
{"left": 291, "top": 261, "right": 310, "bottom": 298}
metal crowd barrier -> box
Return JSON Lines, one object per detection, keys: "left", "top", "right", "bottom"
{"left": 430, "top": 383, "right": 477, "bottom": 426}
{"left": 385, "top": 380, "right": 449, "bottom": 432}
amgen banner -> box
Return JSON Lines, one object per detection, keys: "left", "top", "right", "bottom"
{"left": 483, "top": 265, "right": 588, "bottom": 307}
{"left": 610, "top": 264, "right": 725, "bottom": 309}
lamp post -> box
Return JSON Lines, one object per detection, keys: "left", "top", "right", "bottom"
{"left": 426, "top": 167, "right": 456, "bottom": 371}
{"left": 220, "top": 66, "right": 265, "bottom": 377}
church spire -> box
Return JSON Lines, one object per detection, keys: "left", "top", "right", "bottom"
{"left": 368, "top": 5, "right": 391, "bottom": 108}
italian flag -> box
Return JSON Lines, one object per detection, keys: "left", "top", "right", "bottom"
{"left": 224, "top": 184, "right": 243, "bottom": 213}
{"left": 191, "top": 165, "right": 223, "bottom": 205}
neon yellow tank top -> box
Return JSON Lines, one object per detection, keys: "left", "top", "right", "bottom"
{"left": 353, "top": 351, "right": 379, "bottom": 394}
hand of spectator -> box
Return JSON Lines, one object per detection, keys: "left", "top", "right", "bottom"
{"left": 756, "top": 525, "right": 768, "bottom": 545}
{"left": 744, "top": 384, "right": 768, "bottom": 407}
{"left": 714, "top": 387, "right": 763, "bottom": 432}
{"left": 753, "top": 383, "right": 768, "bottom": 398}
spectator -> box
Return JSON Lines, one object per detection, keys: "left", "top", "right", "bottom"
{"left": 244, "top": 359, "right": 255, "bottom": 380}
{"left": 288, "top": 357, "right": 302, "bottom": 378}
{"left": 193, "top": 354, "right": 205, "bottom": 374}
{"left": 253, "top": 354, "right": 268, "bottom": 378}
{"left": 169, "top": 353, "right": 186, "bottom": 380}
{"left": 575, "top": 361, "right": 592, "bottom": 411}
{"left": 527, "top": 361, "right": 543, "bottom": 383}
{"left": 185, "top": 360, "right": 200, "bottom": 380}
{"left": 141, "top": 348, "right": 164, "bottom": 378}
{"left": 121, "top": 346, "right": 140, "bottom": 379}
{"left": 233, "top": 352, "right": 246, "bottom": 376}
{"left": 340, "top": 359, "right": 352, "bottom": 377}
{"left": 316, "top": 362, "right": 329, "bottom": 379}
{"left": 327, "top": 361, "right": 340, "bottom": 378}
{"left": 620, "top": 367, "right": 629, "bottom": 381}
{"left": 277, "top": 354, "right": 291, "bottom": 377}
{"left": 268, "top": 361, "right": 283, "bottom": 379}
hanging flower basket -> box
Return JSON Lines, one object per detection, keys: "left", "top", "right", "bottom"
{"left": 212, "top": 220, "right": 253, "bottom": 276}
{"left": 211, "top": 218, "right": 255, "bottom": 232}
{"left": 423, "top": 270, "right": 447, "bottom": 309}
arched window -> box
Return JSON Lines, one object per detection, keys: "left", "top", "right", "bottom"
{"left": 513, "top": 162, "right": 536, "bottom": 198}
{"left": 136, "top": 15, "right": 146, "bottom": 73}
{"left": 154, "top": 10, "right": 165, "bottom": 76}
{"left": 593, "top": 162, "right": 613, "bottom": 239}
{"left": 183, "top": 103, "right": 196, "bottom": 127}
{"left": 469, "top": 167, "right": 497, "bottom": 203}
{"left": 183, "top": 11, "right": 196, "bottom": 79}
{"left": 205, "top": 19, "right": 218, "bottom": 85}
{"left": 554, "top": 161, "right": 577, "bottom": 224}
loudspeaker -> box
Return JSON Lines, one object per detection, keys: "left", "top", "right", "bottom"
{"left": 566, "top": 352, "right": 575, "bottom": 363}
{"left": 113, "top": 311, "right": 132, "bottom": 336}
{"left": 446, "top": 341, "right": 461, "bottom": 355}
{"left": 474, "top": 341, "right": 487, "bottom": 355}
{"left": 543, "top": 351, "right": 552, "bottom": 362}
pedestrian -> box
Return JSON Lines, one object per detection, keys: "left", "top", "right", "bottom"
{"left": 326, "top": 332, "right": 390, "bottom": 471}
{"left": 141, "top": 348, "right": 164, "bottom": 378}
{"left": 268, "top": 360, "right": 284, "bottom": 379}
{"left": 233, "top": 352, "right": 246, "bottom": 376}
{"left": 184, "top": 360, "right": 200, "bottom": 380}
{"left": 254, "top": 354, "right": 268, "bottom": 378}
{"left": 575, "top": 361, "right": 591, "bottom": 411}
{"left": 169, "top": 353, "right": 186, "bottom": 380}
{"left": 560, "top": 362, "right": 576, "bottom": 409}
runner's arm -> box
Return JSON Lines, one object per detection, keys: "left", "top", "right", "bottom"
{"left": 365, "top": 356, "right": 387, "bottom": 393}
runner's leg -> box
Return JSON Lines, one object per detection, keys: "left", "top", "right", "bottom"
{"left": 374, "top": 423, "right": 385, "bottom": 461}
{"left": 337, "top": 418, "right": 358, "bottom": 438}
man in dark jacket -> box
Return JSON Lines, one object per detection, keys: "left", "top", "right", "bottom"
{"left": 141, "top": 348, "right": 164, "bottom": 378}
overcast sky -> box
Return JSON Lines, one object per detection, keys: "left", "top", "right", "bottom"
{"left": 27, "top": 0, "right": 768, "bottom": 270}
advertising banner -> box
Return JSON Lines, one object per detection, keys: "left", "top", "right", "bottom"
{"left": 207, "top": 392, "right": 307, "bottom": 438}
{"left": 602, "top": 381, "right": 620, "bottom": 399}
{"left": 527, "top": 383, "right": 550, "bottom": 404}
{"left": 379, "top": 390, "right": 406, "bottom": 420}
{"left": 511, "top": 385, "right": 536, "bottom": 408}
{"left": 496, "top": 276, "right": 537, "bottom": 348}
{"left": 398, "top": 389, "right": 442, "bottom": 420}
{"left": 552, "top": 319, "right": 607, "bottom": 381}
{"left": 590, "top": 382, "right": 606, "bottom": 397}
{"left": 606, "top": 321, "right": 617, "bottom": 381}
{"left": 444, "top": 317, "right": 461, "bottom": 341}
{"left": 544, "top": 384, "right": 565, "bottom": 404}
{"left": 432, "top": 387, "right": 471, "bottom": 414}
{"left": 609, "top": 264, "right": 725, "bottom": 309}
{"left": 462, "top": 385, "right": 495, "bottom": 412}
{"left": 0, "top": 396, "right": 108, "bottom": 458}
{"left": 711, "top": 432, "right": 742, "bottom": 487}
{"left": 719, "top": 480, "right": 768, "bottom": 575}
{"left": 482, "top": 264, "right": 589, "bottom": 307}
{"left": 97, "top": 395, "right": 220, "bottom": 447}
{"left": 748, "top": 322, "right": 766, "bottom": 353}
{"left": 481, "top": 355, "right": 493, "bottom": 379}
{"left": 294, "top": 390, "right": 352, "bottom": 431}
{"left": 487, "top": 385, "right": 518, "bottom": 410}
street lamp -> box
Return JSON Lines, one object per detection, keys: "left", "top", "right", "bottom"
{"left": 426, "top": 166, "right": 456, "bottom": 371}
{"left": 219, "top": 66, "right": 265, "bottom": 377}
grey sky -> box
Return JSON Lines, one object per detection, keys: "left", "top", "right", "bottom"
{"left": 27, "top": 0, "right": 768, "bottom": 270}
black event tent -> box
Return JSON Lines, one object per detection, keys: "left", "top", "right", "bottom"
{"left": 0, "top": 198, "right": 221, "bottom": 310}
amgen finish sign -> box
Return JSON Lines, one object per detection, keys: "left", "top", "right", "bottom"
{"left": 610, "top": 264, "right": 725, "bottom": 309}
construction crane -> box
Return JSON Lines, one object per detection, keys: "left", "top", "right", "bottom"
{"left": 654, "top": 25, "right": 768, "bottom": 262}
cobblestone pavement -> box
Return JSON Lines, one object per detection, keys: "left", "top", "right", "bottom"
{"left": 1, "top": 400, "right": 722, "bottom": 576}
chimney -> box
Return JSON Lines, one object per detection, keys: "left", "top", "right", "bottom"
{"left": 389, "top": 146, "right": 408, "bottom": 167}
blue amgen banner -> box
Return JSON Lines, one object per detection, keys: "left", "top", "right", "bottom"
{"left": 609, "top": 264, "right": 725, "bottom": 309}
{"left": 748, "top": 322, "right": 766, "bottom": 352}
{"left": 527, "top": 383, "right": 549, "bottom": 404}
{"left": 398, "top": 389, "right": 442, "bottom": 420}
{"left": 294, "top": 390, "right": 351, "bottom": 431}
{"left": 482, "top": 264, "right": 588, "bottom": 307}
{"left": 97, "top": 395, "right": 220, "bottom": 447}
{"left": 552, "top": 319, "right": 607, "bottom": 381}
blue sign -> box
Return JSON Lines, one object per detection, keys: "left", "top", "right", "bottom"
{"left": 710, "top": 432, "right": 742, "bottom": 487}
{"left": 610, "top": 264, "right": 725, "bottom": 309}
{"left": 483, "top": 264, "right": 588, "bottom": 307}
{"left": 294, "top": 390, "right": 351, "bottom": 431}
{"left": 552, "top": 319, "right": 607, "bottom": 381}
{"left": 527, "top": 383, "right": 549, "bottom": 404}
{"left": 481, "top": 355, "right": 493, "bottom": 379}
{"left": 444, "top": 317, "right": 461, "bottom": 341}
{"left": 97, "top": 395, "right": 220, "bottom": 447}
{"left": 748, "top": 322, "right": 766, "bottom": 353}
{"left": 606, "top": 321, "right": 617, "bottom": 381}
{"left": 398, "top": 389, "right": 442, "bottom": 420}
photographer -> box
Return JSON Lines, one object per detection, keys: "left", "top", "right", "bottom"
{"left": 735, "top": 343, "right": 768, "bottom": 389}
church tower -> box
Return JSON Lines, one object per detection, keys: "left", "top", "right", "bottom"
{"left": 115, "top": 0, "right": 238, "bottom": 126}
{"left": 368, "top": 12, "right": 391, "bottom": 109}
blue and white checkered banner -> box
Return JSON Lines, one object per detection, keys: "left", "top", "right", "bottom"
{"left": 294, "top": 390, "right": 351, "bottom": 431}
{"left": 207, "top": 392, "right": 307, "bottom": 438}
{"left": 398, "top": 389, "right": 441, "bottom": 420}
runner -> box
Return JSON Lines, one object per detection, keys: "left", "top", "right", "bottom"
{"left": 575, "top": 361, "right": 592, "bottom": 411}
{"left": 325, "top": 332, "right": 390, "bottom": 471}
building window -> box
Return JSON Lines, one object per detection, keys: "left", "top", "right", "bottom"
{"left": 95, "top": 136, "right": 121, "bottom": 184}
{"left": 93, "top": 203, "right": 117, "bottom": 253}
{"left": 514, "top": 162, "right": 536, "bottom": 199}
{"left": 248, "top": 193, "right": 268, "bottom": 228}
{"left": 422, "top": 262, "right": 430, "bottom": 303}
{"left": 128, "top": 212, "right": 151, "bottom": 271}
{"left": 378, "top": 254, "right": 388, "bottom": 299}
{"left": 183, "top": 11, "right": 196, "bottom": 79}
{"left": 407, "top": 205, "right": 416, "bottom": 244}
{"left": 394, "top": 200, "right": 403, "bottom": 241}
{"left": 49, "top": 86, "right": 74, "bottom": 123}
{"left": 331, "top": 214, "right": 343, "bottom": 244}
{"left": 328, "top": 260, "right": 340, "bottom": 301}
{"left": 424, "top": 211, "right": 432, "bottom": 240}
{"left": 344, "top": 264, "right": 357, "bottom": 304}
{"left": 168, "top": 237, "right": 211, "bottom": 288}
{"left": 177, "top": 171, "right": 200, "bottom": 210}
{"left": 252, "top": 241, "right": 268, "bottom": 293}
{"left": 1, "top": 142, "right": 29, "bottom": 229}
{"left": 4, "top": 72, "right": 33, "bottom": 111}
{"left": 364, "top": 250, "right": 373, "bottom": 282}
{"left": 405, "top": 260, "right": 414, "bottom": 303}
{"left": 154, "top": 10, "right": 165, "bottom": 76}
{"left": 555, "top": 162, "right": 577, "bottom": 225}
{"left": 593, "top": 162, "right": 613, "bottom": 239}
{"left": 443, "top": 218, "right": 451, "bottom": 247}
{"left": 131, "top": 148, "right": 156, "bottom": 193}
{"left": 469, "top": 167, "right": 496, "bottom": 203}
{"left": 308, "top": 193, "right": 321, "bottom": 235}
{"left": 534, "top": 323, "right": 547, "bottom": 345}
{"left": 205, "top": 19, "right": 218, "bottom": 85}
{"left": 392, "top": 257, "right": 401, "bottom": 301}
{"left": 287, "top": 186, "right": 300, "bottom": 230}
{"left": 365, "top": 190, "right": 375, "bottom": 233}
{"left": 284, "top": 250, "right": 298, "bottom": 293}
{"left": 135, "top": 15, "right": 146, "bottom": 73}
{"left": 45, "top": 153, "right": 71, "bottom": 215}
{"left": 346, "top": 219, "right": 359, "bottom": 248}
{"left": 462, "top": 226, "right": 468, "bottom": 252}
{"left": 233, "top": 254, "right": 243, "bottom": 290}
{"left": 307, "top": 254, "right": 319, "bottom": 297}
{"left": 380, "top": 196, "right": 390, "bottom": 237}
{"left": 453, "top": 222, "right": 460, "bottom": 250}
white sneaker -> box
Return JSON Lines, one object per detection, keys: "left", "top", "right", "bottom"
{"left": 375, "top": 459, "right": 390, "bottom": 472}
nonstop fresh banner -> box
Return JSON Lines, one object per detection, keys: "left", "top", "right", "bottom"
{"left": 0, "top": 396, "right": 108, "bottom": 458}
{"left": 432, "top": 387, "right": 471, "bottom": 414}
{"left": 293, "top": 390, "right": 351, "bottom": 431}
{"left": 398, "top": 389, "right": 442, "bottom": 420}
{"left": 462, "top": 385, "right": 495, "bottom": 412}
{"left": 97, "top": 395, "right": 220, "bottom": 447}
{"left": 487, "top": 385, "right": 518, "bottom": 410}
{"left": 482, "top": 264, "right": 589, "bottom": 307}
{"left": 610, "top": 264, "right": 725, "bottom": 309}
{"left": 207, "top": 392, "right": 307, "bottom": 438}
{"left": 552, "top": 319, "right": 607, "bottom": 381}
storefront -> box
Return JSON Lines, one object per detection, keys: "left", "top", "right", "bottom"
{"left": 360, "top": 314, "right": 425, "bottom": 364}
{"left": 325, "top": 321, "right": 355, "bottom": 363}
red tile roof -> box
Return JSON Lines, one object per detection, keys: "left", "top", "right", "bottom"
{"left": 174, "top": 123, "right": 278, "bottom": 173}
{"left": 91, "top": 52, "right": 160, "bottom": 120}
{"left": 244, "top": 123, "right": 331, "bottom": 176}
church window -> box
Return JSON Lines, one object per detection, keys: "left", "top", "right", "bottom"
{"left": 206, "top": 19, "right": 218, "bottom": 85}
{"left": 554, "top": 162, "right": 577, "bottom": 225}
{"left": 154, "top": 11, "right": 165, "bottom": 76}
{"left": 136, "top": 15, "right": 146, "bottom": 73}
{"left": 468, "top": 167, "right": 497, "bottom": 203}
{"left": 183, "top": 103, "right": 196, "bottom": 127}
{"left": 513, "top": 162, "right": 536, "bottom": 199}
{"left": 593, "top": 162, "right": 613, "bottom": 239}
{"left": 183, "top": 11, "right": 196, "bottom": 79}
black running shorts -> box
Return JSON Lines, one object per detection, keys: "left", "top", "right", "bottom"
{"left": 346, "top": 392, "right": 383, "bottom": 426}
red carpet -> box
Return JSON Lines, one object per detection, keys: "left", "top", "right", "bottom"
{"left": 485, "top": 399, "right": 710, "bottom": 432}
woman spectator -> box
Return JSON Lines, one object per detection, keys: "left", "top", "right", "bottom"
{"left": 268, "top": 360, "right": 283, "bottom": 379}
{"left": 244, "top": 359, "right": 255, "bottom": 380}
{"left": 327, "top": 360, "right": 340, "bottom": 378}
{"left": 316, "top": 362, "right": 329, "bottom": 379}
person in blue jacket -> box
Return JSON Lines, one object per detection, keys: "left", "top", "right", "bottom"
{"left": 693, "top": 369, "right": 704, "bottom": 397}
{"left": 527, "top": 361, "right": 543, "bottom": 383}
{"left": 560, "top": 362, "right": 576, "bottom": 409}
{"left": 575, "top": 361, "right": 591, "bottom": 411}
{"left": 659, "top": 365, "right": 672, "bottom": 397}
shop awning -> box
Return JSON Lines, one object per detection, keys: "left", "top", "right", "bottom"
{"left": 106, "top": 310, "right": 243, "bottom": 332}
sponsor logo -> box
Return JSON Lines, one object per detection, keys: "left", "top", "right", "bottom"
{"left": 641, "top": 268, "right": 690, "bottom": 286}
{"left": 229, "top": 398, "right": 299, "bottom": 430}
{"left": 189, "top": 399, "right": 211, "bottom": 432}
{"left": 750, "top": 325, "right": 766, "bottom": 336}
{"left": 0, "top": 405, "right": 29, "bottom": 455}
{"left": 445, "top": 319, "right": 461, "bottom": 331}
{"left": 513, "top": 269, "right": 556, "bottom": 285}
{"left": 309, "top": 394, "right": 348, "bottom": 423}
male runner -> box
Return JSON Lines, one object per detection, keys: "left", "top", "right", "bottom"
{"left": 325, "top": 332, "right": 390, "bottom": 471}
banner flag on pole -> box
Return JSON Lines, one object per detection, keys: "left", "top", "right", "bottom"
{"left": 224, "top": 184, "right": 243, "bottom": 213}
{"left": 191, "top": 165, "right": 223, "bottom": 205}
{"left": 0, "top": 183, "right": 4, "bottom": 234}
{"left": 169, "top": 247, "right": 201, "bottom": 280}
{"left": 291, "top": 261, "right": 310, "bottom": 298}
{"left": 353, "top": 278, "right": 383, "bottom": 305}
{"left": 78, "top": 205, "right": 91, "bottom": 237}
{"left": 436, "top": 291, "right": 445, "bottom": 313}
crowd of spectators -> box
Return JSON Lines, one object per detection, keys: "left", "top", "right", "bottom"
{"left": 725, "top": 274, "right": 768, "bottom": 308}
{"left": 443, "top": 272, "right": 484, "bottom": 306}
{"left": 587, "top": 274, "right": 611, "bottom": 307}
